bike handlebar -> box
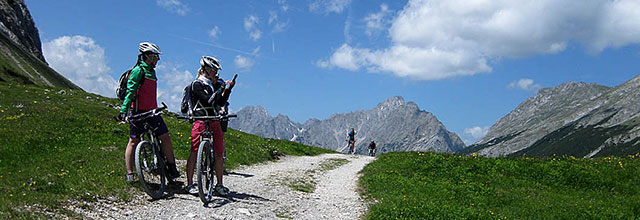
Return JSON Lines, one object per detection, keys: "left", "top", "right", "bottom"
{"left": 177, "top": 114, "right": 237, "bottom": 122}
{"left": 127, "top": 103, "right": 168, "bottom": 122}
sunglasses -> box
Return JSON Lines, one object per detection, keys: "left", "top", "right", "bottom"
{"left": 206, "top": 67, "right": 219, "bottom": 76}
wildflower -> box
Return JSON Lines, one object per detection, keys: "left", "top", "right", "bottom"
{"left": 1, "top": 110, "right": 4, "bottom": 113}
{"left": 472, "top": 153, "right": 477, "bottom": 158}
{"left": 33, "top": 101, "right": 37, "bottom": 104}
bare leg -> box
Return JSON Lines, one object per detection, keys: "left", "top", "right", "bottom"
{"left": 158, "top": 133, "right": 175, "bottom": 163}
{"left": 215, "top": 151, "right": 224, "bottom": 185}
{"left": 186, "top": 151, "right": 197, "bottom": 185}
{"left": 125, "top": 138, "right": 141, "bottom": 174}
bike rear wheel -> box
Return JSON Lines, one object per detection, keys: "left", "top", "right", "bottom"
{"left": 135, "top": 140, "right": 166, "bottom": 199}
{"left": 196, "top": 140, "right": 215, "bottom": 203}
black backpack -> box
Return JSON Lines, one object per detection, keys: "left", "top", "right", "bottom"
{"left": 180, "top": 81, "right": 196, "bottom": 115}
{"left": 116, "top": 65, "right": 144, "bottom": 101}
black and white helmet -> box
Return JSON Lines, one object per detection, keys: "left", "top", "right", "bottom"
{"left": 200, "top": 56, "right": 222, "bottom": 70}
{"left": 139, "top": 42, "right": 162, "bottom": 54}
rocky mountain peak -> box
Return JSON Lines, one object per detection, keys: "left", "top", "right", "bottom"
{"left": 377, "top": 96, "right": 405, "bottom": 109}
{"left": 0, "top": 0, "right": 46, "bottom": 62}
{"left": 536, "top": 82, "right": 597, "bottom": 97}
{"left": 242, "top": 105, "right": 271, "bottom": 118}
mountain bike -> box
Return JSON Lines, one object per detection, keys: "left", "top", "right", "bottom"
{"left": 126, "top": 103, "right": 173, "bottom": 199}
{"left": 177, "top": 114, "right": 237, "bottom": 203}
{"left": 347, "top": 139, "right": 355, "bottom": 154}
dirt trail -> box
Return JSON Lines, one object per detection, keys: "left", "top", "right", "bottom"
{"left": 73, "top": 153, "right": 375, "bottom": 219}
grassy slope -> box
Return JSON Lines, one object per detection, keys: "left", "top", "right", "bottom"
{"left": 0, "top": 33, "right": 80, "bottom": 89}
{"left": 0, "top": 82, "right": 333, "bottom": 218}
{"left": 360, "top": 151, "right": 640, "bottom": 219}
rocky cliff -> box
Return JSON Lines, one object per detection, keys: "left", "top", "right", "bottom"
{"left": 0, "top": 0, "right": 45, "bottom": 62}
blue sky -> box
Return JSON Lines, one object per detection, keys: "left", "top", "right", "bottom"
{"left": 26, "top": 0, "right": 640, "bottom": 145}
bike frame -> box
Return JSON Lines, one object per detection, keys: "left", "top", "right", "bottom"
{"left": 177, "top": 114, "right": 236, "bottom": 203}
{"left": 131, "top": 108, "right": 168, "bottom": 173}
{"left": 140, "top": 122, "right": 166, "bottom": 175}
{"left": 127, "top": 103, "right": 170, "bottom": 199}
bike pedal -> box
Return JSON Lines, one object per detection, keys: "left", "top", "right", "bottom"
{"left": 168, "top": 179, "right": 183, "bottom": 186}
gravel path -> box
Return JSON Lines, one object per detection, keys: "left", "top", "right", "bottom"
{"left": 73, "top": 153, "right": 375, "bottom": 219}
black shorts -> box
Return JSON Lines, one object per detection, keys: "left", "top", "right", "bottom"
{"left": 129, "top": 110, "right": 169, "bottom": 139}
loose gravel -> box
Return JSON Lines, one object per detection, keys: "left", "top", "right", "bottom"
{"left": 70, "top": 153, "right": 375, "bottom": 219}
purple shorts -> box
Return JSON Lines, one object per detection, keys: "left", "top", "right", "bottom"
{"left": 129, "top": 110, "right": 169, "bottom": 139}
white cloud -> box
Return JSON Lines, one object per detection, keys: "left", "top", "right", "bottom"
{"left": 208, "top": 26, "right": 221, "bottom": 39}
{"left": 234, "top": 55, "right": 255, "bottom": 71}
{"left": 364, "top": 4, "right": 391, "bottom": 37}
{"left": 269, "top": 11, "right": 278, "bottom": 24}
{"left": 156, "top": 0, "right": 189, "bottom": 16}
{"left": 343, "top": 15, "right": 352, "bottom": 44}
{"left": 269, "top": 11, "right": 289, "bottom": 33}
{"left": 155, "top": 63, "right": 194, "bottom": 113}
{"left": 43, "top": 35, "right": 116, "bottom": 97}
{"left": 278, "top": 0, "right": 289, "bottom": 12}
{"left": 310, "top": 0, "right": 352, "bottom": 14}
{"left": 321, "top": 0, "right": 640, "bottom": 81}
{"left": 464, "top": 126, "right": 489, "bottom": 139}
{"left": 508, "top": 78, "right": 542, "bottom": 91}
{"left": 244, "top": 15, "right": 262, "bottom": 41}
{"left": 319, "top": 43, "right": 490, "bottom": 80}
{"left": 463, "top": 126, "right": 490, "bottom": 145}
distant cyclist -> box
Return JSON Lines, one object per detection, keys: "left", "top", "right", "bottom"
{"left": 184, "top": 56, "right": 235, "bottom": 196}
{"left": 368, "top": 141, "right": 376, "bottom": 156}
{"left": 345, "top": 128, "right": 356, "bottom": 154}
{"left": 117, "top": 42, "right": 180, "bottom": 183}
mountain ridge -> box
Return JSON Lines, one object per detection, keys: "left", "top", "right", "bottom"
{"left": 229, "top": 96, "right": 465, "bottom": 154}
{"left": 467, "top": 74, "right": 640, "bottom": 157}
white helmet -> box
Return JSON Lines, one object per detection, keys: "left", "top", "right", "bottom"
{"left": 139, "top": 42, "right": 162, "bottom": 54}
{"left": 200, "top": 56, "right": 222, "bottom": 70}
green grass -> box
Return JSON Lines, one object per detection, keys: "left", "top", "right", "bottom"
{"left": 319, "top": 158, "right": 349, "bottom": 171}
{"left": 0, "top": 82, "right": 333, "bottom": 219}
{"left": 360, "top": 151, "right": 640, "bottom": 219}
{"left": 288, "top": 178, "right": 316, "bottom": 193}
{"left": 286, "top": 158, "right": 350, "bottom": 193}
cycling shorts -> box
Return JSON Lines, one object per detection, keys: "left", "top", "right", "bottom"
{"left": 129, "top": 110, "right": 169, "bottom": 139}
{"left": 191, "top": 120, "right": 225, "bottom": 153}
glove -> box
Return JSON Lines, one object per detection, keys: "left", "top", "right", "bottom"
{"left": 115, "top": 113, "right": 126, "bottom": 122}
{"left": 218, "top": 109, "right": 227, "bottom": 116}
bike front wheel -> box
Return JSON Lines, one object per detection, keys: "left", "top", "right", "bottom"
{"left": 135, "top": 140, "right": 166, "bottom": 199}
{"left": 196, "top": 140, "right": 215, "bottom": 203}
